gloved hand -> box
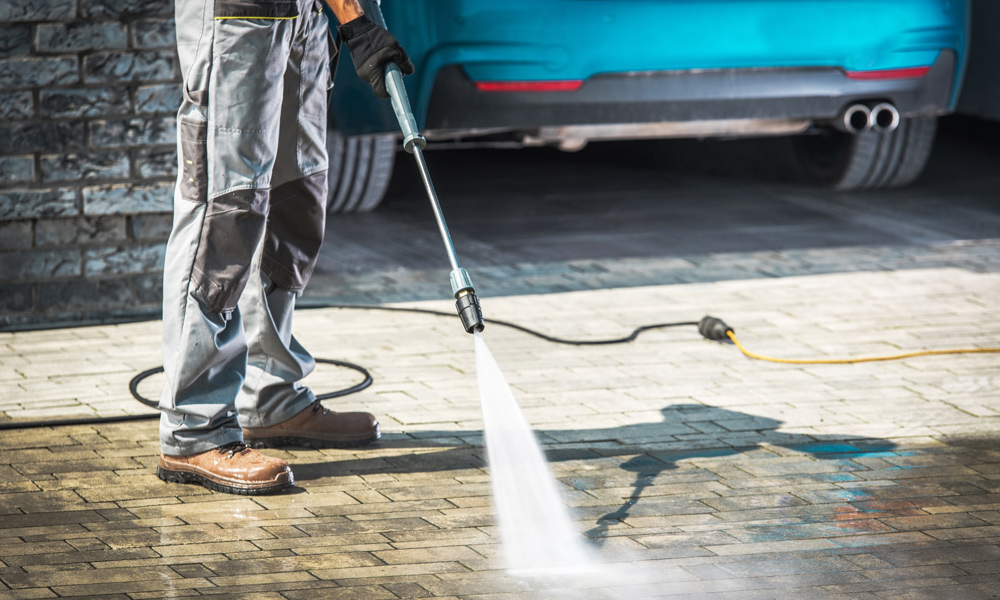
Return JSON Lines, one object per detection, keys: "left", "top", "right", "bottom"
{"left": 338, "top": 13, "right": 414, "bottom": 99}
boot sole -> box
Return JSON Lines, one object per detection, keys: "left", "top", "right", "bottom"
{"left": 156, "top": 466, "right": 293, "bottom": 495}
{"left": 247, "top": 425, "right": 381, "bottom": 450}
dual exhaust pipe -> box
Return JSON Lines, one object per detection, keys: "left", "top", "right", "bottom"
{"left": 837, "top": 102, "right": 900, "bottom": 134}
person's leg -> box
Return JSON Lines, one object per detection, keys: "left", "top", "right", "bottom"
{"left": 239, "top": 1, "right": 379, "bottom": 448}
{"left": 236, "top": 0, "right": 329, "bottom": 428}
{"left": 158, "top": 0, "right": 300, "bottom": 491}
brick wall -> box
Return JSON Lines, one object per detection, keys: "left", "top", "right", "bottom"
{"left": 0, "top": 0, "right": 179, "bottom": 329}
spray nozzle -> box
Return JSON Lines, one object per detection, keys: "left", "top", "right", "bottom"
{"left": 449, "top": 268, "right": 485, "bottom": 333}
{"left": 456, "top": 290, "right": 485, "bottom": 334}
{"left": 698, "top": 316, "right": 733, "bottom": 341}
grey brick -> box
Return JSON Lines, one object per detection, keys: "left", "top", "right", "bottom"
{"left": 84, "top": 242, "right": 166, "bottom": 276}
{"left": 133, "top": 272, "right": 162, "bottom": 304}
{"left": 0, "top": 220, "right": 33, "bottom": 251}
{"left": 41, "top": 151, "right": 130, "bottom": 182}
{"left": 0, "top": 122, "right": 85, "bottom": 154}
{"left": 83, "top": 51, "right": 178, "bottom": 84}
{"left": 40, "top": 87, "right": 131, "bottom": 118}
{"left": 0, "top": 156, "right": 35, "bottom": 185}
{"left": 0, "top": 282, "right": 34, "bottom": 312}
{"left": 0, "top": 25, "right": 32, "bottom": 57}
{"left": 35, "top": 22, "right": 128, "bottom": 53}
{"left": 134, "top": 84, "right": 181, "bottom": 114}
{"left": 135, "top": 147, "right": 177, "bottom": 178}
{"left": 0, "top": 189, "right": 79, "bottom": 220}
{"left": 0, "top": 57, "right": 78, "bottom": 89}
{"left": 132, "top": 18, "right": 175, "bottom": 49}
{"left": 90, "top": 116, "right": 175, "bottom": 149}
{"left": 38, "top": 278, "right": 132, "bottom": 310}
{"left": 0, "top": 91, "right": 34, "bottom": 120}
{"left": 0, "top": 248, "right": 81, "bottom": 280}
{"left": 80, "top": 0, "right": 172, "bottom": 19}
{"left": 35, "top": 216, "right": 127, "bottom": 247}
{"left": 0, "top": 0, "right": 77, "bottom": 22}
{"left": 130, "top": 214, "right": 172, "bottom": 240}
{"left": 82, "top": 182, "right": 173, "bottom": 215}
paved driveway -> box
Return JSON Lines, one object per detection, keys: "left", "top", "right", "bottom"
{"left": 1, "top": 118, "right": 998, "bottom": 599}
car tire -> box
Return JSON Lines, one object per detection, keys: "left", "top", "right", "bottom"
{"left": 793, "top": 116, "right": 937, "bottom": 191}
{"left": 326, "top": 124, "right": 396, "bottom": 214}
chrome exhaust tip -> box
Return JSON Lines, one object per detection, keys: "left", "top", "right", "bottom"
{"left": 870, "top": 102, "right": 900, "bottom": 133}
{"left": 840, "top": 104, "right": 873, "bottom": 134}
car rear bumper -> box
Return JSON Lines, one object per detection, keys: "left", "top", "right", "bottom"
{"left": 424, "top": 51, "right": 957, "bottom": 135}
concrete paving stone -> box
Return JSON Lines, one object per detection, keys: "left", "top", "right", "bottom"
{"left": 874, "top": 543, "right": 1000, "bottom": 568}
{"left": 6, "top": 547, "right": 158, "bottom": 568}
{"left": 279, "top": 585, "right": 401, "bottom": 600}
{"left": 0, "top": 591, "right": 56, "bottom": 600}
{"left": 48, "top": 578, "right": 209, "bottom": 598}
{"left": 826, "top": 532, "right": 940, "bottom": 548}
{"left": 632, "top": 530, "right": 743, "bottom": 548}
{"left": 725, "top": 520, "right": 899, "bottom": 543}
{"left": 293, "top": 516, "right": 439, "bottom": 538}
{"left": 879, "top": 513, "right": 993, "bottom": 532}
{"left": 1, "top": 565, "right": 183, "bottom": 589}
{"left": 708, "top": 504, "right": 898, "bottom": 525}
{"left": 701, "top": 493, "right": 808, "bottom": 512}
{"left": 196, "top": 594, "right": 295, "bottom": 600}
{"left": 706, "top": 538, "right": 842, "bottom": 555}
{"left": 927, "top": 525, "right": 1000, "bottom": 541}
{"left": 814, "top": 577, "right": 963, "bottom": 596}
{"left": 206, "top": 571, "right": 319, "bottom": 588}
{"left": 876, "top": 583, "right": 999, "bottom": 600}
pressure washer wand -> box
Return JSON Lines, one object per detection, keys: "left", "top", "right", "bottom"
{"left": 365, "top": 6, "right": 484, "bottom": 334}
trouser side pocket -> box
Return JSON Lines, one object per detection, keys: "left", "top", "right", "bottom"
{"left": 179, "top": 119, "right": 209, "bottom": 203}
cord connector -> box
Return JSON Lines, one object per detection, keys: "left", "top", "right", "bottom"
{"left": 698, "top": 316, "right": 733, "bottom": 341}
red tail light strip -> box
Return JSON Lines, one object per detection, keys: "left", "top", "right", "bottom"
{"left": 845, "top": 66, "right": 931, "bottom": 81}
{"left": 474, "top": 80, "right": 584, "bottom": 93}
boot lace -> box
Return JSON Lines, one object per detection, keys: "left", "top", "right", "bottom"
{"left": 310, "top": 401, "right": 330, "bottom": 416}
{"left": 217, "top": 440, "right": 251, "bottom": 459}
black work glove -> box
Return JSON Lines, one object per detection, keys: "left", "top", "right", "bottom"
{"left": 338, "top": 14, "right": 414, "bottom": 99}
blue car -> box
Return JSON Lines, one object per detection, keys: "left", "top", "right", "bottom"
{"left": 325, "top": 0, "right": 971, "bottom": 213}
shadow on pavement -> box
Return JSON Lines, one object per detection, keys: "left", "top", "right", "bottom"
{"left": 289, "top": 403, "right": 897, "bottom": 540}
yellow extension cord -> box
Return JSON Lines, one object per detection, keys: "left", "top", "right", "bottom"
{"left": 726, "top": 330, "right": 1000, "bottom": 365}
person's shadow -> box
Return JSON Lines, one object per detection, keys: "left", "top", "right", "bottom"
{"left": 289, "top": 402, "right": 896, "bottom": 543}
{"left": 577, "top": 404, "right": 895, "bottom": 542}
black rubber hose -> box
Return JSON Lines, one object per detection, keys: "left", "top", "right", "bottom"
{"left": 0, "top": 359, "right": 373, "bottom": 431}
{"left": 0, "top": 412, "right": 161, "bottom": 430}
{"left": 0, "top": 305, "right": 697, "bottom": 431}
{"left": 324, "top": 304, "right": 699, "bottom": 345}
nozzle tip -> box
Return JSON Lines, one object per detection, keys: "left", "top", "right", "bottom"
{"left": 456, "top": 291, "right": 485, "bottom": 334}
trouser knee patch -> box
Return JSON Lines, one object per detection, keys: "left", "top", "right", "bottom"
{"left": 261, "top": 172, "right": 327, "bottom": 291}
{"left": 192, "top": 188, "right": 269, "bottom": 314}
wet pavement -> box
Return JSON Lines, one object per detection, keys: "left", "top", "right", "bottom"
{"left": 3, "top": 261, "right": 1000, "bottom": 599}
{"left": 2, "top": 117, "right": 1000, "bottom": 599}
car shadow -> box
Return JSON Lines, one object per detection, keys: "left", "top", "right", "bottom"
{"left": 288, "top": 403, "right": 897, "bottom": 542}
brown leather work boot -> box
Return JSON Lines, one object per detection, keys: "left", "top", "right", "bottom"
{"left": 242, "top": 401, "right": 380, "bottom": 449}
{"left": 157, "top": 441, "right": 294, "bottom": 495}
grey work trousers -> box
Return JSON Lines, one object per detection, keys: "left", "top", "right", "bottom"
{"left": 160, "top": 0, "right": 332, "bottom": 455}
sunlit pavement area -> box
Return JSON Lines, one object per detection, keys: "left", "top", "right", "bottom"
{"left": 2, "top": 240, "right": 1000, "bottom": 598}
